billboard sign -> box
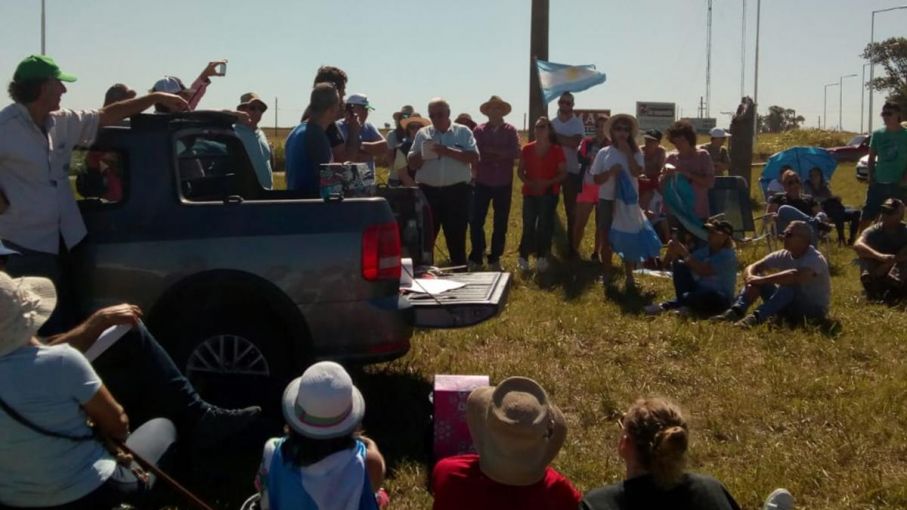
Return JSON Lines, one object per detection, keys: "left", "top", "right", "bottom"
{"left": 574, "top": 109, "right": 612, "bottom": 136}
{"left": 636, "top": 101, "right": 676, "bottom": 132}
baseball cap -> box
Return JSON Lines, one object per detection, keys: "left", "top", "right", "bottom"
{"left": 709, "top": 127, "right": 731, "bottom": 138}
{"left": 345, "top": 93, "right": 374, "bottom": 111}
{"left": 704, "top": 219, "right": 734, "bottom": 236}
{"left": 643, "top": 128, "right": 663, "bottom": 141}
{"left": 880, "top": 198, "right": 904, "bottom": 214}
{"left": 151, "top": 76, "right": 186, "bottom": 94}
{"left": 237, "top": 92, "right": 267, "bottom": 111}
{"left": 13, "top": 55, "right": 77, "bottom": 83}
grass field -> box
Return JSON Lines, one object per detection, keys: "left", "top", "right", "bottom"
{"left": 202, "top": 132, "right": 905, "bottom": 510}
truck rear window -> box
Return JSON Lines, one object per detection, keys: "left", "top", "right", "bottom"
{"left": 176, "top": 132, "right": 261, "bottom": 202}
{"left": 71, "top": 148, "right": 127, "bottom": 205}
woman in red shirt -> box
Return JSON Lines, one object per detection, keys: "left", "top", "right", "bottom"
{"left": 516, "top": 117, "right": 567, "bottom": 272}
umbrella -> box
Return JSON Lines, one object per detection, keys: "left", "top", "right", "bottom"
{"left": 760, "top": 146, "right": 838, "bottom": 191}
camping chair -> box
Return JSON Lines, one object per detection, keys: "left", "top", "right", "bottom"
{"left": 708, "top": 176, "right": 773, "bottom": 247}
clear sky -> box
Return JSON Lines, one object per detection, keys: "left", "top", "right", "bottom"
{"left": 1, "top": 0, "right": 905, "bottom": 132}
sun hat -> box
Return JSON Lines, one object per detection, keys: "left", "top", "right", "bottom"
{"left": 604, "top": 113, "right": 639, "bottom": 139}
{"left": 345, "top": 93, "right": 374, "bottom": 111}
{"left": 237, "top": 92, "right": 267, "bottom": 111}
{"left": 0, "top": 273, "right": 57, "bottom": 358}
{"left": 0, "top": 241, "right": 19, "bottom": 256}
{"left": 709, "top": 127, "right": 731, "bottom": 138}
{"left": 704, "top": 219, "right": 734, "bottom": 236}
{"left": 400, "top": 113, "right": 431, "bottom": 130}
{"left": 466, "top": 377, "right": 567, "bottom": 486}
{"left": 13, "top": 55, "right": 77, "bottom": 83}
{"left": 393, "top": 105, "right": 415, "bottom": 122}
{"left": 880, "top": 197, "right": 904, "bottom": 214}
{"left": 643, "top": 128, "right": 663, "bottom": 142}
{"left": 479, "top": 95, "right": 512, "bottom": 117}
{"left": 282, "top": 361, "right": 365, "bottom": 439}
{"left": 151, "top": 76, "right": 186, "bottom": 94}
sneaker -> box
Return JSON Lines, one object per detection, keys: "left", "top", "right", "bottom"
{"left": 734, "top": 314, "right": 760, "bottom": 328}
{"left": 517, "top": 257, "right": 531, "bottom": 271}
{"left": 536, "top": 257, "right": 550, "bottom": 273}
{"left": 195, "top": 405, "right": 261, "bottom": 447}
{"left": 763, "top": 488, "right": 794, "bottom": 510}
{"left": 488, "top": 261, "right": 503, "bottom": 271}
{"left": 709, "top": 308, "right": 742, "bottom": 322}
{"left": 467, "top": 260, "right": 483, "bottom": 272}
{"left": 643, "top": 303, "right": 665, "bottom": 316}
{"left": 672, "top": 306, "right": 692, "bottom": 318}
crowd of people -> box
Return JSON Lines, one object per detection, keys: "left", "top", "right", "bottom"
{"left": 1, "top": 52, "right": 907, "bottom": 509}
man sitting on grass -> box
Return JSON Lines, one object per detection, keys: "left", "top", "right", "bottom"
{"left": 853, "top": 198, "right": 907, "bottom": 301}
{"left": 710, "top": 221, "right": 830, "bottom": 328}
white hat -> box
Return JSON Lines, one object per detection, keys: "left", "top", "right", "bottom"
{"left": 282, "top": 361, "right": 365, "bottom": 439}
{"left": 344, "top": 93, "right": 374, "bottom": 111}
{"left": 709, "top": 127, "right": 731, "bottom": 138}
{"left": 151, "top": 76, "right": 186, "bottom": 94}
{"left": 0, "top": 241, "right": 19, "bottom": 256}
{"left": 0, "top": 273, "right": 57, "bottom": 357}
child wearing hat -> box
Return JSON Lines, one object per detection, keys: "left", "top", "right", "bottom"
{"left": 431, "top": 377, "right": 581, "bottom": 509}
{"left": 256, "top": 362, "right": 387, "bottom": 510}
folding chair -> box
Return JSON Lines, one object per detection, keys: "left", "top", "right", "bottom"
{"left": 708, "top": 176, "right": 772, "bottom": 247}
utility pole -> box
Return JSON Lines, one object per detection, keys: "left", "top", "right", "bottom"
{"left": 529, "top": 0, "right": 549, "bottom": 141}
{"left": 698, "top": 96, "right": 706, "bottom": 118}
{"left": 274, "top": 97, "right": 278, "bottom": 133}
{"left": 839, "top": 73, "right": 857, "bottom": 131}
{"left": 752, "top": 0, "right": 761, "bottom": 145}
{"left": 823, "top": 82, "right": 838, "bottom": 130}
{"left": 868, "top": 6, "right": 907, "bottom": 132}
{"left": 705, "top": 0, "right": 713, "bottom": 118}
{"left": 41, "top": 0, "right": 46, "bottom": 54}
{"left": 740, "top": 0, "right": 746, "bottom": 98}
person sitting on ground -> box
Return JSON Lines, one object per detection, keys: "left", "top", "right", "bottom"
{"left": 0, "top": 272, "right": 177, "bottom": 509}
{"left": 255, "top": 361, "right": 387, "bottom": 510}
{"left": 698, "top": 127, "right": 731, "bottom": 176}
{"left": 286, "top": 83, "right": 340, "bottom": 197}
{"left": 150, "top": 60, "right": 226, "bottom": 112}
{"left": 767, "top": 169, "right": 831, "bottom": 244}
{"left": 645, "top": 220, "right": 737, "bottom": 317}
{"left": 431, "top": 376, "right": 581, "bottom": 510}
{"left": 393, "top": 114, "right": 431, "bottom": 186}
{"left": 235, "top": 92, "right": 273, "bottom": 189}
{"left": 710, "top": 220, "right": 831, "bottom": 328}
{"left": 580, "top": 397, "right": 794, "bottom": 510}
{"left": 853, "top": 198, "right": 907, "bottom": 301}
{"left": 803, "top": 167, "right": 859, "bottom": 245}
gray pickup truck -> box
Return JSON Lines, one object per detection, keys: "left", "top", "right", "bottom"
{"left": 70, "top": 111, "right": 510, "bottom": 399}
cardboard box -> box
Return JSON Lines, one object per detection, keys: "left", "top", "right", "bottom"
{"left": 433, "top": 374, "right": 489, "bottom": 461}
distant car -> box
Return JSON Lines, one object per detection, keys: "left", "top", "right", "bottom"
{"left": 827, "top": 134, "right": 870, "bottom": 162}
{"left": 856, "top": 154, "right": 869, "bottom": 181}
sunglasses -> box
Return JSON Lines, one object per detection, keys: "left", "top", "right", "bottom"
{"left": 428, "top": 111, "right": 447, "bottom": 119}
{"left": 535, "top": 124, "right": 549, "bottom": 129}
{"left": 784, "top": 179, "right": 800, "bottom": 185}
{"left": 612, "top": 126, "right": 630, "bottom": 133}
{"left": 558, "top": 100, "right": 574, "bottom": 106}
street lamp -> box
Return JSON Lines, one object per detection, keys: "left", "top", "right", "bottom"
{"left": 823, "top": 82, "right": 838, "bottom": 130}
{"left": 839, "top": 73, "right": 857, "bottom": 131}
{"left": 861, "top": 63, "right": 870, "bottom": 133}
{"left": 868, "top": 5, "right": 907, "bottom": 132}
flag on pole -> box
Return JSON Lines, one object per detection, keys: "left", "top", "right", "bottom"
{"left": 536, "top": 59, "right": 607, "bottom": 104}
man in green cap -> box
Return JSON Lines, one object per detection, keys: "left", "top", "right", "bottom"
{"left": 0, "top": 55, "right": 188, "bottom": 333}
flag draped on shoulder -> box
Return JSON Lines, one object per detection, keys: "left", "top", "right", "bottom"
{"left": 535, "top": 59, "right": 607, "bottom": 104}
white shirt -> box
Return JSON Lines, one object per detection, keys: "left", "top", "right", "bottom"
{"left": 0, "top": 103, "right": 100, "bottom": 254}
{"left": 589, "top": 146, "right": 644, "bottom": 200}
{"left": 550, "top": 114, "right": 585, "bottom": 174}
{"left": 408, "top": 123, "right": 478, "bottom": 187}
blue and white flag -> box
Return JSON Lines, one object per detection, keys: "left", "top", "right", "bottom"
{"left": 609, "top": 168, "right": 663, "bottom": 263}
{"left": 536, "top": 59, "right": 607, "bottom": 104}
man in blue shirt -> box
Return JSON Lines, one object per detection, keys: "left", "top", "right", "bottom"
{"left": 285, "top": 83, "right": 339, "bottom": 197}
{"left": 337, "top": 93, "right": 386, "bottom": 174}
{"left": 235, "top": 92, "right": 273, "bottom": 189}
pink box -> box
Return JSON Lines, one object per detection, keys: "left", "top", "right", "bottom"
{"left": 433, "top": 374, "right": 490, "bottom": 461}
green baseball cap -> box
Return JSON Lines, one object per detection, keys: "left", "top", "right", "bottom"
{"left": 13, "top": 55, "right": 77, "bottom": 83}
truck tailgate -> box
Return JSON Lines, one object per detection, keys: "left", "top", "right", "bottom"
{"left": 404, "top": 272, "right": 512, "bottom": 328}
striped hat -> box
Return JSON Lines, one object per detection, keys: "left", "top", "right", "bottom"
{"left": 282, "top": 361, "right": 365, "bottom": 439}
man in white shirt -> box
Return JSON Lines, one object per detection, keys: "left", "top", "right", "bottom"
{"left": 550, "top": 92, "right": 585, "bottom": 257}
{"left": 408, "top": 98, "right": 480, "bottom": 268}
{"left": 0, "top": 55, "right": 188, "bottom": 332}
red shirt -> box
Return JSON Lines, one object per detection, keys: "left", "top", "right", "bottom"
{"left": 521, "top": 142, "right": 565, "bottom": 196}
{"left": 431, "top": 454, "right": 582, "bottom": 510}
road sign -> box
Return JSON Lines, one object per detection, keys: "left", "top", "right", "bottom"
{"left": 574, "top": 109, "right": 611, "bottom": 135}
{"left": 636, "top": 101, "right": 676, "bottom": 132}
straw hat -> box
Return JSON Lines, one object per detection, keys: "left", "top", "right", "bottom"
{"left": 400, "top": 113, "right": 431, "bottom": 130}
{"left": 282, "top": 361, "right": 365, "bottom": 439}
{"left": 0, "top": 273, "right": 56, "bottom": 357}
{"left": 604, "top": 113, "right": 639, "bottom": 139}
{"left": 466, "top": 377, "right": 567, "bottom": 486}
{"left": 393, "top": 105, "right": 415, "bottom": 122}
{"left": 480, "top": 95, "right": 512, "bottom": 117}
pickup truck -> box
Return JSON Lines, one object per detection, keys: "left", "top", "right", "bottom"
{"left": 70, "top": 111, "right": 510, "bottom": 402}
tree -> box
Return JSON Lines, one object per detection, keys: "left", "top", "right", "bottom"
{"left": 757, "top": 105, "right": 805, "bottom": 133}
{"left": 863, "top": 37, "right": 907, "bottom": 112}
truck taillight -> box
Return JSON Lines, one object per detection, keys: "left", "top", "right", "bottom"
{"left": 362, "top": 222, "right": 401, "bottom": 281}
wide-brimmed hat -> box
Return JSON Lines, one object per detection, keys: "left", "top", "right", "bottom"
{"left": 393, "top": 105, "right": 415, "bottom": 122}
{"left": 400, "top": 113, "right": 431, "bottom": 130}
{"left": 704, "top": 219, "right": 734, "bottom": 236}
{"left": 0, "top": 273, "right": 56, "bottom": 358}
{"left": 282, "top": 361, "right": 365, "bottom": 439}
{"left": 709, "top": 127, "right": 731, "bottom": 138}
{"left": 604, "top": 113, "right": 639, "bottom": 139}
{"left": 480, "top": 95, "right": 512, "bottom": 117}
{"left": 466, "top": 377, "right": 567, "bottom": 486}
{"left": 237, "top": 92, "right": 267, "bottom": 111}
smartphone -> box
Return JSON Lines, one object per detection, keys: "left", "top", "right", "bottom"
{"left": 214, "top": 62, "right": 227, "bottom": 76}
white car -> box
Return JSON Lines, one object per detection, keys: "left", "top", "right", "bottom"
{"left": 856, "top": 154, "right": 869, "bottom": 181}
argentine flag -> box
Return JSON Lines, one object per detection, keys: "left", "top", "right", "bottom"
{"left": 536, "top": 59, "right": 607, "bottom": 104}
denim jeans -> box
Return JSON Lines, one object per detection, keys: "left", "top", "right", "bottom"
{"left": 520, "top": 194, "right": 559, "bottom": 259}
{"left": 776, "top": 205, "right": 819, "bottom": 245}
{"left": 662, "top": 260, "right": 731, "bottom": 314}
{"left": 731, "top": 283, "right": 825, "bottom": 322}
{"left": 562, "top": 173, "right": 582, "bottom": 253}
{"left": 420, "top": 183, "right": 471, "bottom": 266}
{"left": 469, "top": 184, "right": 512, "bottom": 264}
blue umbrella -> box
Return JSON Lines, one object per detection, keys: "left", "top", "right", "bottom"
{"left": 760, "top": 146, "right": 838, "bottom": 191}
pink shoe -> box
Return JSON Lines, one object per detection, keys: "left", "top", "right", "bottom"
{"left": 376, "top": 488, "right": 390, "bottom": 508}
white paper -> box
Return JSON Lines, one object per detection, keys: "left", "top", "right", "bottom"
{"left": 404, "top": 278, "right": 465, "bottom": 295}
{"left": 84, "top": 324, "right": 133, "bottom": 362}
{"left": 421, "top": 140, "right": 439, "bottom": 160}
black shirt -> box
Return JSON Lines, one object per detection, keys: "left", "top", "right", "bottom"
{"left": 769, "top": 192, "right": 818, "bottom": 216}
{"left": 580, "top": 473, "right": 741, "bottom": 510}
{"left": 326, "top": 121, "right": 345, "bottom": 148}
